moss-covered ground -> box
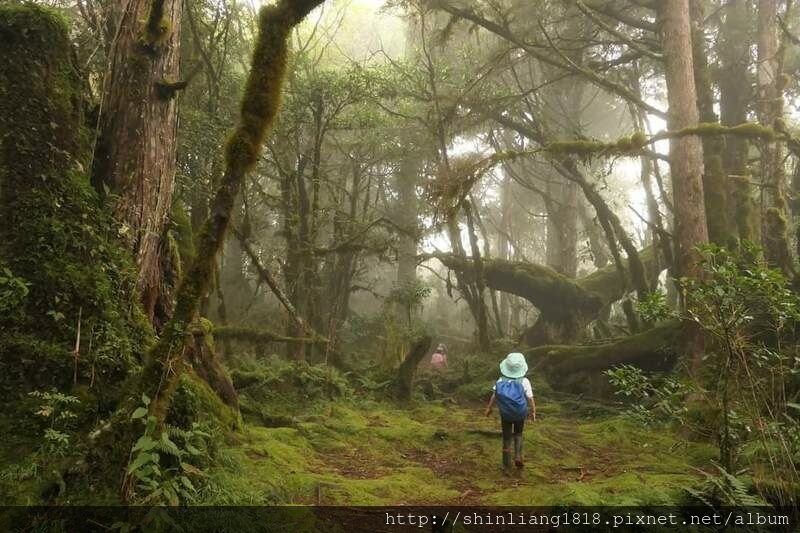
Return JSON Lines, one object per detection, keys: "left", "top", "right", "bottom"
{"left": 201, "top": 397, "right": 714, "bottom": 506}
{"left": 0, "top": 352, "right": 716, "bottom": 507}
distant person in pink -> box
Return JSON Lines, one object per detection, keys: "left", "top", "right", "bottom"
{"left": 430, "top": 343, "right": 448, "bottom": 372}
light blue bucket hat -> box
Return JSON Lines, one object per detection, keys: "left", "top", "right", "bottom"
{"left": 500, "top": 352, "right": 528, "bottom": 379}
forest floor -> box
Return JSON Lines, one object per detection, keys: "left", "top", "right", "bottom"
{"left": 204, "top": 397, "right": 716, "bottom": 506}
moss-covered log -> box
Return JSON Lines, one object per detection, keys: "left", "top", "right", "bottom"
{"left": 0, "top": 4, "right": 151, "bottom": 401}
{"left": 527, "top": 321, "right": 683, "bottom": 396}
{"left": 432, "top": 246, "right": 658, "bottom": 345}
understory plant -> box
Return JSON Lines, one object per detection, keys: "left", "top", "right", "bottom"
{"left": 28, "top": 389, "right": 80, "bottom": 457}
{"left": 683, "top": 243, "right": 800, "bottom": 505}
{"left": 124, "top": 394, "right": 210, "bottom": 505}
{"left": 613, "top": 243, "right": 800, "bottom": 505}
{"left": 605, "top": 365, "right": 692, "bottom": 426}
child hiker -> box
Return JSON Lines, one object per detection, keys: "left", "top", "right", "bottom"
{"left": 484, "top": 352, "right": 536, "bottom": 470}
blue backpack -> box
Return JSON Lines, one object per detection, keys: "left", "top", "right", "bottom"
{"left": 495, "top": 379, "right": 528, "bottom": 420}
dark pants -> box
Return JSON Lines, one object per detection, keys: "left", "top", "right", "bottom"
{"left": 501, "top": 418, "right": 525, "bottom": 441}
{"left": 501, "top": 418, "right": 525, "bottom": 468}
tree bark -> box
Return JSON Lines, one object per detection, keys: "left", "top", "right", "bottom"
{"left": 396, "top": 334, "right": 432, "bottom": 402}
{"left": 121, "top": 0, "right": 325, "bottom": 447}
{"left": 92, "top": 0, "right": 184, "bottom": 329}
{"left": 0, "top": 4, "right": 150, "bottom": 399}
{"left": 756, "top": 0, "right": 792, "bottom": 274}
{"left": 394, "top": 151, "right": 421, "bottom": 324}
{"left": 691, "top": 0, "right": 732, "bottom": 246}
{"left": 658, "top": 0, "right": 709, "bottom": 372}
{"left": 719, "top": 0, "right": 753, "bottom": 184}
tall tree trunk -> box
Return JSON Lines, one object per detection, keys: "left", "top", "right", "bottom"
{"left": 120, "top": 0, "right": 325, "bottom": 446}
{"left": 658, "top": 0, "right": 709, "bottom": 372}
{"left": 395, "top": 17, "right": 423, "bottom": 325}
{"left": 756, "top": 0, "right": 792, "bottom": 274}
{"left": 540, "top": 3, "right": 585, "bottom": 279}
{"left": 395, "top": 151, "right": 420, "bottom": 324}
{"left": 463, "top": 201, "right": 491, "bottom": 351}
{"left": 545, "top": 179, "right": 579, "bottom": 277}
{"left": 691, "top": 0, "right": 732, "bottom": 246}
{"left": 92, "top": 0, "right": 184, "bottom": 329}
{"left": 719, "top": 0, "right": 753, "bottom": 183}
{"left": 579, "top": 199, "right": 610, "bottom": 269}
{"left": 497, "top": 169, "right": 514, "bottom": 332}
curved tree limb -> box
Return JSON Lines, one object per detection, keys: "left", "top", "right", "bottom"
{"left": 426, "top": 246, "right": 658, "bottom": 345}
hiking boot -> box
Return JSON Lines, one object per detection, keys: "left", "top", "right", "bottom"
{"left": 513, "top": 434, "right": 524, "bottom": 468}
{"left": 502, "top": 440, "right": 512, "bottom": 471}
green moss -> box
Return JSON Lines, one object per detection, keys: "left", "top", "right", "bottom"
{"left": 167, "top": 373, "right": 241, "bottom": 431}
{"left": 201, "top": 399, "right": 713, "bottom": 506}
{"left": 170, "top": 201, "right": 195, "bottom": 268}
{"left": 731, "top": 175, "right": 758, "bottom": 243}
{"left": 140, "top": 0, "right": 171, "bottom": 48}
{"left": 155, "top": 79, "right": 187, "bottom": 100}
{"left": 0, "top": 4, "right": 152, "bottom": 403}
{"left": 526, "top": 321, "right": 682, "bottom": 396}
{"left": 541, "top": 123, "right": 786, "bottom": 164}
{"left": 728, "top": 122, "right": 776, "bottom": 140}
{"left": 764, "top": 208, "right": 794, "bottom": 274}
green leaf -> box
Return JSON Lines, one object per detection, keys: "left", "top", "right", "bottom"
{"left": 131, "top": 407, "right": 148, "bottom": 420}
{"left": 160, "top": 433, "right": 181, "bottom": 456}
{"left": 133, "top": 435, "right": 156, "bottom": 452}
{"left": 127, "top": 452, "right": 153, "bottom": 474}
{"left": 179, "top": 475, "right": 195, "bottom": 492}
{"left": 185, "top": 443, "right": 201, "bottom": 456}
{"left": 180, "top": 462, "right": 205, "bottom": 476}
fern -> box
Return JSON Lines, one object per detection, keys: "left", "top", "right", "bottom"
{"left": 686, "top": 464, "right": 767, "bottom": 508}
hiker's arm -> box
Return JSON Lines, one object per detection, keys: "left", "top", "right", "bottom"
{"left": 528, "top": 397, "right": 536, "bottom": 421}
{"left": 484, "top": 393, "right": 496, "bottom": 416}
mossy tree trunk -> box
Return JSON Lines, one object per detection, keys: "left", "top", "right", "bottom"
{"left": 396, "top": 334, "right": 432, "bottom": 402}
{"left": 393, "top": 23, "right": 424, "bottom": 327}
{"left": 394, "top": 150, "right": 421, "bottom": 325}
{"left": 718, "top": 0, "right": 752, "bottom": 192}
{"left": 527, "top": 322, "right": 683, "bottom": 396}
{"left": 106, "top": 1, "right": 326, "bottom": 490}
{"left": 92, "top": 0, "right": 184, "bottom": 330}
{"left": 756, "top": 0, "right": 793, "bottom": 275}
{"left": 0, "top": 5, "right": 152, "bottom": 401}
{"left": 658, "top": 0, "right": 709, "bottom": 373}
{"left": 718, "top": 0, "right": 757, "bottom": 246}
{"left": 691, "top": 0, "right": 732, "bottom": 247}
{"left": 539, "top": 7, "right": 584, "bottom": 280}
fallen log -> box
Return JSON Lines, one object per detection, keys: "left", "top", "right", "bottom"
{"left": 527, "top": 321, "right": 683, "bottom": 396}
